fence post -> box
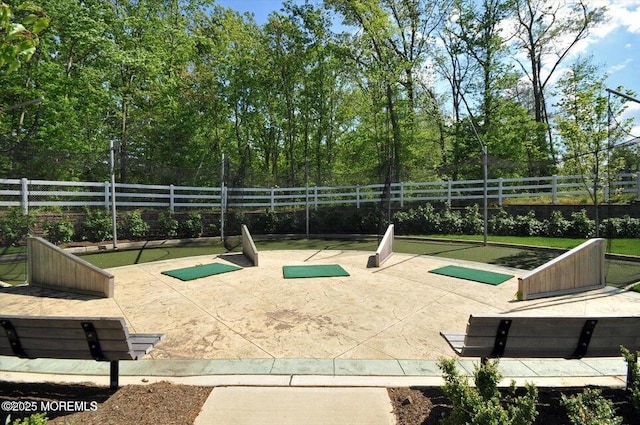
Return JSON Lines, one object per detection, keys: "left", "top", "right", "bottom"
{"left": 170, "top": 184, "right": 175, "bottom": 212}
{"left": 270, "top": 188, "right": 275, "bottom": 212}
{"left": 400, "top": 182, "right": 404, "bottom": 207}
{"left": 498, "top": 178, "right": 503, "bottom": 207}
{"left": 447, "top": 180, "right": 452, "bottom": 203}
{"left": 552, "top": 175, "right": 558, "bottom": 204}
{"left": 20, "top": 178, "right": 28, "bottom": 215}
{"left": 356, "top": 185, "right": 360, "bottom": 209}
{"left": 637, "top": 173, "right": 640, "bottom": 201}
{"left": 104, "top": 182, "right": 110, "bottom": 210}
{"left": 314, "top": 186, "right": 318, "bottom": 210}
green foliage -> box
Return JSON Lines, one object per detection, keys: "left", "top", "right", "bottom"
{"left": 561, "top": 388, "right": 622, "bottom": 425}
{"left": 0, "top": 208, "right": 32, "bottom": 246}
{"left": 489, "top": 209, "right": 516, "bottom": 236}
{"left": 462, "top": 204, "right": 484, "bottom": 235}
{"left": 158, "top": 212, "right": 179, "bottom": 239}
{"left": 513, "top": 211, "right": 543, "bottom": 237}
{"left": 178, "top": 213, "right": 202, "bottom": 238}
{"left": 438, "top": 357, "right": 538, "bottom": 425}
{"left": 543, "top": 210, "right": 571, "bottom": 237}
{"left": 0, "top": 2, "right": 49, "bottom": 72}
{"left": 439, "top": 203, "right": 463, "bottom": 235}
{"left": 42, "top": 217, "right": 74, "bottom": 245}
{"left": 600, "top": 216, "right": 640, "bottom": 238}
{"left": 8, "top": 412, "right": 49, "bottom": 425}
{"left": 621, "top": 346, "right": 640, "bottom": 413}
{"left": 81, "top": 209, "right": 112, "bottom": 242}
{"left": 118, "top": 211, "right": 150, "bottom": 240}
{"left": 568, "top": 209, "right": 595, "bottom": 238}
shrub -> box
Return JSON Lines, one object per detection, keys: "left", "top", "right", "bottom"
{"left": 544, "top": 210, "right": 571, "bottom": 237}
{"left": 438, "top": 357, "right": 538, "bottom": 425}
{"left": 9, "top": 413, "right": 49, "bottom": 425}
{"left": 254, "top": 211, "right": 279, "bottom": 234}
{"left": 42, "top": 218, "right": 75, "bottom": 245}
{"left": 489, "top": 209, "right": 516, "bottom": 236}
{"left": 514, "top": 211, "right": 543, "bottom": 236}
{"left": 118, "top": 211, "right": 149, "bottom": 240}
{"left": 568, "top": 209, "right": 595, "bottom": 238}
{"left": 462, "top": 204, "right": 484, "bottom": 235}
{"left": 178, "top": 213, "right": 203, "bottom": 238}
{"left": 81, "top": 209, "right": 112, "bottom": 242}
{"left": 158, "top": 212, "right": 179, "bottom": 238}
{"left": 561, "top": 388, "right": 622, "bottom": 425}
{"left": 0, "top": 208, "right": 33, "bottom": 246}
{"left": 439, "top": 203, "right": 463, "bottom": 235}
{"left": 600, "top": 216, "right": 640, "bottom": 238}
{"left": 621, "top": 347, "right": 640, "bottom": 413}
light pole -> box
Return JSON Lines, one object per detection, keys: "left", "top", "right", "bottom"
{"left": 467, "top": 121, "right": 489, "bottom": 246}
{"left": 482, "top": 144, "right": 488, "bottom": 246}
{"left": 110, "top": 140, "right": 118, "bottom": 250}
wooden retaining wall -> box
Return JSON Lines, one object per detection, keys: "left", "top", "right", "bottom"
{"left": 518, "top": 238, "right": 605, "bottom": 300}
{"left": 27, "top": 237, "right": 114, "bottom": 297}
{"left": 241, "top": 225, "right": 259, "bottom": 266}
{"left": 375, "top": 224, "right": 394, "bottom": 267}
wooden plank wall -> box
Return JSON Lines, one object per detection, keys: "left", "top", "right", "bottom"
{"left": 375, "top": 224, "right": 394, "bottom": 267}
{"left": 517, "top": 238, "right": 605, "bottom": 300}
{"left": 241, "top": 224, "right": 259, "bottom": 266}
{"left": 27, "top": 237, "right": 114, "bottom": 297}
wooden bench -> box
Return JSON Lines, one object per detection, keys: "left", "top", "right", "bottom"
{"left": 0, "top": 315, "right": 164, "bottom": 389}
{"left": 440, "top": 314, "right": 640, "bottom": 386}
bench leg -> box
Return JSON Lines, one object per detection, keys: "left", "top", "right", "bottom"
{"left": 110, "top": 360, "right": 119, "bottom": 390}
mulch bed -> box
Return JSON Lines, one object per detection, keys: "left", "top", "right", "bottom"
{"left": 1, "top": 380, "right": 636, "bottom": 424}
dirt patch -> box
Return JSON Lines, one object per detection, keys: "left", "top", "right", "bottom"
{"left": 0, "top": 381, "right": 211, "bottom": 425}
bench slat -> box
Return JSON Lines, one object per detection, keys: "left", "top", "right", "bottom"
{"left": 0, "top": 347, "right": 137, "bottom": 360}
{"left": 1, "top": 316, "right": 128, "bottom": 330}
{"left": 0, "top": 337, "right": 131, "bottom": 352}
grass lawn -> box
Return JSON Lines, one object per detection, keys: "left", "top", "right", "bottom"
{"left": 1, "top": 236, "right": 638, "bottom": 288}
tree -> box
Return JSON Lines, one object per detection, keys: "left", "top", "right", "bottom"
{"left": 513, "top": 0, "right": 605, "bottom": 173}
{"left": 0, "top": 1, "right": 49, "bottom": 72}
{"left": 554, "top": 57, "right": 633, "bottom": 230}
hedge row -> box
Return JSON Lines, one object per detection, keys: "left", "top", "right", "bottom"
{"left": 393, "top": 203, "right": 640, "bottom": 239}
{"left": 1, "top": 204, "right": 639, "bottom": 246}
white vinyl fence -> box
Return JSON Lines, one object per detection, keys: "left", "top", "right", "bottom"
{"left": 1, "top": 173, "right": 638, "bottom": 215}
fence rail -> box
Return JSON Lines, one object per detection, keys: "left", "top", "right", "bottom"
{"left": 1, "top": 173, "right": 638, "bottom": 215}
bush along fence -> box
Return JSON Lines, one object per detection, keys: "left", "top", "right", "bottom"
{"left": 1, "top": 203, "right": 640, "bottom": 247}
{"left": 1, "top": 173, "right": 639, "bottom": 215}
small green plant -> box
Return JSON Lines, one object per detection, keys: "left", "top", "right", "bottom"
{"left": 81, "top": 209, "right": 112, "bottom": 242}
{"left": 158, "top": 211, "right": 179, "bottom": 238}
{"left": 0, "top": 208, "right": 33, "bottom": 246}
{"left": 561, "top": 388, "right": 622, "bottom": 425}
{"left": 438, "top": 357, "right": 538, "bottom": 425}
{"left": 178, "top": 213, "right": 203, "bottom": 238}
{"left": 621, "top": 346, "right": 640, "bottom": 413}
{"left": 544, "top": 210, "right": 570, "bottom": 237}
{"left": 42, "top": 218, "right": 75, "bottom": 245}
{"left": 8, "top": 413, "right": 49, "bottom": 425}
{"left": 568, "top": 209, "right": 595, "bottom": 238}
{"left": 119, "top": 211, "right": 149, "bottom": 240}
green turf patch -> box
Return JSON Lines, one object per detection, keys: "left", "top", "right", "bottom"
{"left": 283, "top": 264, "right": 350, "bottom": 279}
{"left": 161, "top": 262, "right": 241, "bottom": 281}
{"left": 429, "top": 265, "right": 513, "bottom": 285}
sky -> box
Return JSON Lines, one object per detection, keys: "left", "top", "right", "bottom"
{"left": 216, "top": 0, "right": 640, "bottom": 141}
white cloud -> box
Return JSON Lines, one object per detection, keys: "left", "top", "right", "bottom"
{"left": 608, "top": 58, "right": 632, "bottom": 74}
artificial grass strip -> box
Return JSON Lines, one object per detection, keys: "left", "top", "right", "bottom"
{"left": 161, "top": 262, "right": 241, "bottom": 281}
{"left": 283, "top": 264, "right": 350, "bottom": 279}
{"left": 429, "top": 265, "right": 513, "bottom": 285}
